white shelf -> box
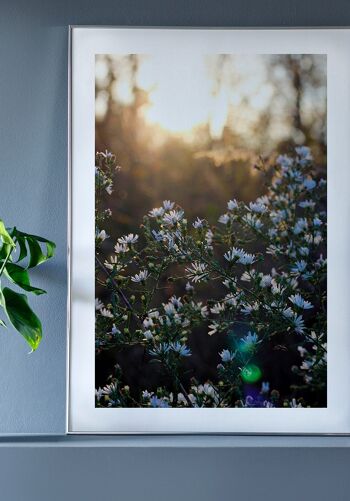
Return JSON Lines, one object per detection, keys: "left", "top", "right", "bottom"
{"left": 0, "top": 434, "right": 350, "bottom": 448}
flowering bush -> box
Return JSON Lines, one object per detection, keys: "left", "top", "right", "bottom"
{"left": 95, "top": 147, "right": 326, "bottom": 408}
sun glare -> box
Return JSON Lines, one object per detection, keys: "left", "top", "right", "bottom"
{"left": 137, "top": 53, "right": 218, "bottom": 135}
{"left": 135, "top": 54, "right": 271, "bottom": 139}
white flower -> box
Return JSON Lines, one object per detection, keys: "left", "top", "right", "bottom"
{"left": 104, "top": 255, "right": 118, "bottom": 270}
{"left": 169, "top": 296, "right": 183, "bottom": 309}
{"left": 260, "top": 274, "right": 272, "bottom": 288}
{"left": 218, "top": 213, "right": 230, "bottom": 225}
{"left": 224, "top": 247, "right": 256, "bottom": 265}
{"left": 241, "top": 302, "right": 259, "bottom": 315}
{"left": 118, "top": 233, "right": 139, "bottom": 244}
{"left": 240, "top": 331, "right": 261, "bottom": 348}
{"left": 299, "top": 199, "right": 315, "bottom": 209}
{"left": 177, "top": 393, "right": 189, "bottom": 406}
{"left": 194, "top": 383, "right": 218, "bottom": 402}
{"left": 298, "top": 247, "right": 309, "bottom": 256}
{"left": 219, "top": 349, "right": 236, "bottom": 362}
{"left": 240, "top": 270, "right": 254, "bottom": 282}
{"left": 288, "top": 168, "right": 302, "bottom": 181}
{"left": 291, "top": 260, "right": 307, "bottom": 274}
{"left": 191, "top": 301, "right": 208, "bottom": 318}
{"left": 148, "top": 310, "right": 160, "bottom": 319}
{"left": 100, "top": 308, "right": 113, "bottom": 318}
{"left": 162, "top": 209, "right": 184, "bottom": 226}
{"left": 289, "top": 294, "right": 313, "bottom": 310}
{"left": 142, "top": 390, "right": 152, "bottom": 399}
{"left": 297, "top": 346, "right": 308, "bottom": 357}
{"left": 249, "top": 202, "right": 267, "bottom": 214}
{"left": 315, "top": 254, "right": 327, "bottom": 269}
{"left": 95, "top": 387, "right": 103, "bottom": 401}
{"left": 185, "top": 281, "right": 194, "bottom": 292}
{"left": 131, "top": 270, "right": 150, "bottom": 283}
{"left": 266, "top": 245, "right": 282, "bottom": 256}
{"left": 143, "top": 317, "right": 154, "bottom": 329}
{"left": 277, "top": 154, "right": 293, "bottom": 169}
{"left": 313, "top": 216, "right": 322, "bottom": 227}
{"left": 105, "top": 183, "right": 113, "bottom": 195}
{"left": 295, "top": 146, "right": 312, "bottom": 161}
{"left": 224, "top": 247, "right": 245, "bottom": 262}
{"left": 144, "top": 330, "right": 153, "bottom": 340}
{"left": 239, "top": 252, "right": 256, "bottom": 265}
{"left": 163, "top": 302, "right": 176, "bottom": 316}
{"left": 301, "top": 360, "right": 313, "bottom": 371}
{"left": 148, "top": 207, "right": 164, "bottom": 218}
{"left": 111, "top": 324, "right": 120, "bottom": 336}
{"left": 222, "top": 278, "right": 236, "bottom": 289}
{"left": 289, "top": 398, "right": 303, "bottom": 408}
{"left": 97, "top": 229, "right": 109, "bottom": 241}
{"left": 270, "top": 210, "right": 286, "bottom": 224}
{"left": 185, "top": 262, "right": 208, "bottom": 283}
{"left": 293, "top": 314, "right": 305, "bottom": 334}
{"left": 151, "top": 393, "right": 170, "bottom": 407}
{"left": 243, "top": 213, "right": 263, "bottom": 230}
{"left": 224, "top": 293, "right": 238, "bottom": 306}
{"left": 203, "top": 384, "right": 218, "bottom": 400}
{"left": 102, "top": 382, "right": 118, "bottom": 395}
{"left": 282, "top": 307, "right": 294, "bottom": 319}
{"left": 95, "top": 298, "right": 104, "bottom": 310}
{"left": 148, "top": 343, "right": 170, "bottom": 357}
{"left": 208, "top": 322, "right": 219, "bottom": 336}
{"left": 271, "top": 279, "right": 285, "bottom": 295}
{"left": 152, "top": 230, "right": 164, "bottom": 242}
{"left": 163, "top": 200, "right": 175, "bottom": 210}
{"left": 205, "top": 229, "right": 214, "bottom": 248}
{"left": 193, "top": 217, "right": 205, "bottom": 229}
{"left": 257, "top": 195, "right": 269, "bottom": 205}
{"left": 303, "top": 178, "right": 316, "bottom": 190}
{"left": 227, "top": 199, "right": 238, "bottom": 210}
{"left": 170, "top": 342, "right": 191, "bottom": 357}
{"left": 314, "top": 233, "right": 323, "bottom": 245}
{"left": 114, "top": 243, "right": 129, "bottom": 254}
{"left": 210, "top": 302, "right": 225, "bottom": 315}
{"left": 293, "top": 218, "right": 308, "bottom": 235}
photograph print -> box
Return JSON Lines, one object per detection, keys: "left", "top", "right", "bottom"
{"left": 94, "top": 53, "right": 327, "bottom": 410}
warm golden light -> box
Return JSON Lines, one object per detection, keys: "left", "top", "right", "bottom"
{"left": 108, "top": 54, "right": 274, "bottom": 139}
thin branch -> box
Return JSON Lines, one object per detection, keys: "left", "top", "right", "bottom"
{"left": 95, "top": 255, "right": 142, "bottom": 327}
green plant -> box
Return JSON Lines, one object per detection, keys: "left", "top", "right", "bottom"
{"left": 0, "top": 221, "right": 55, "bottom": 351}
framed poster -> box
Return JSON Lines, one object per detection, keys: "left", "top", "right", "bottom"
{"left": 68, "top": 27, "right": 350, "bottom": 434}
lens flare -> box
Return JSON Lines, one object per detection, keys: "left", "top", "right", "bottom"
{"left": 241, "top": 364, "right": 262, "bottom": 384}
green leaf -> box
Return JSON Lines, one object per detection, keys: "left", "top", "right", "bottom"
{"left": 1, "top": 287, "right": 42, "bottom": 350}
{"left": 11, "top": 229, "right": 56, "bottom": 268}
{"left": 16, "top": 235, "right": 28, "bottom": 262}
{"left": 0, "top": 220, "right": 15, "bottom": 247}
{"left": 27, "top": 238, "right": 47, "bottom": 268}
{"left": 4, "top": 263, "right": 46, "bottom": 295}
{"left": 0, "top": 243, "right": 13, "bottom": 261}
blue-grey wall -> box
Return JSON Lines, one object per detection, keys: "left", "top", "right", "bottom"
{"left": 1, "top": 1, "right": 350, "bottom": 499}
{"left": 0, "top": 443, "right": 349, "bottom": 501}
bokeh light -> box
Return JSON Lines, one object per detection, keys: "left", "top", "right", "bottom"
{"left": 241, "top": 364, "right": 262, "bottom": 384}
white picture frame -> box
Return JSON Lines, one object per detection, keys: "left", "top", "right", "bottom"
{"left": 68, "top": 26, "right": 350, "bottom": 434}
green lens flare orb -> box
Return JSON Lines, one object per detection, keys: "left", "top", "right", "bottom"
{"left": 241, "top": 364, "right": 262, "bottom": 384}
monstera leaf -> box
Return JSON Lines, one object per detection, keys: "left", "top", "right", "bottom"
{"left": 0, "top": 288, "right": 42, "bottom": 351}
{"left": 0, "top": 220, "right": 55, "bottom": 350}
